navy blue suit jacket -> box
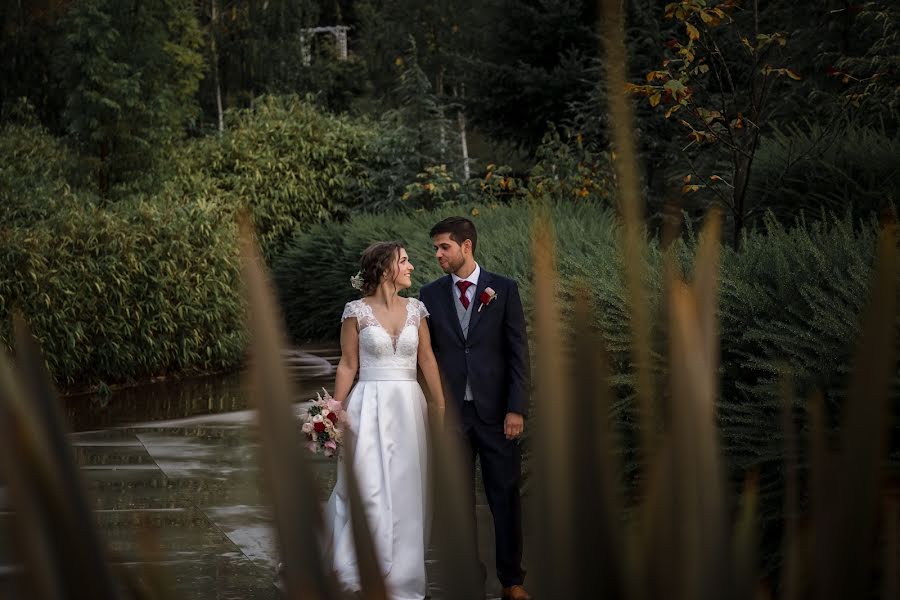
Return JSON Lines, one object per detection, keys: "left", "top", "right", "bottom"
{"left": 419, "top": 270, "right": 530, "bottom": 425}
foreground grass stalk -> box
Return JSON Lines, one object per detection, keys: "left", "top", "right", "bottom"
{"left": 599, "top": 0, "right": 657, "bottom": 470}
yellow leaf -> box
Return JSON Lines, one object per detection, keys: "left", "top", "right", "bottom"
{"left": 686, "top": 22, "right": 700, "bottom": 41}
{"left": 682, "top": 184, "right": 701, "bottom": 193}
{"left": 649, "top": 92, "right": 662, "bottom": 107}
{"left": 785, "top": 68, "right": 802, "bottom": 80}
{"left": 471, "top": 208, "right": 480, "bottom": 217}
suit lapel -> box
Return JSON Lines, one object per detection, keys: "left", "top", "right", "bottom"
{"left": 466, "top": 270, "right": 493, "bottom": 339}
{"left": 438, "top": 275, "right": 466, "bottom": 342}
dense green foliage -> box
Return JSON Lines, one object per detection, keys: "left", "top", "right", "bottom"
{"left": 171, "top": 95, "right": 381, "bottom": 262}
{"left": 56, "top": 0, "right": 205, "bottom": 197}
{"left": 748, "top": 121, "right": 900, "bottom": 223}
{"left": 0, "top": 120, "right": 86, "bottom": 225}
{"left": 0, "top": 199, "right": 245, "bottom": 388}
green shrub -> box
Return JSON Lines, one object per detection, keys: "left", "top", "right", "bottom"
{"left": 748, "top": 121, "right": 900, "bottom": 224}
{"left": 0, "top": 122, "right": 91, "bottom": 226}
{"left": 716, "top": 215, "right": 899, "bottom": 572}
{"left": 176, "top": 95, "right": 382, "bottom": 263}
{"left": 0, "top": 199, "right": 245, "bottom": 388}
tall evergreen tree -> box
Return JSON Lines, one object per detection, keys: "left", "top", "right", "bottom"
{"left": 56, "top": 0, "right": 204, "bottom": 197}
{"left": 390, "top": 36, "right": 452, "bottom": 170}
{"left": 458, "top": 0, "right": 598, "bottom": 152}
{"left": 0, "top": 0, "right": 68, "bottom": 128}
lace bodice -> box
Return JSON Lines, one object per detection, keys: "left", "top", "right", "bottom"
{"left": 342, "top": 298, "right": 430, "bottom": 369}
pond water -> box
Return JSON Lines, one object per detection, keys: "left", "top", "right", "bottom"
{"left": 63, "top": 343, "right": 340, "bottom": 432}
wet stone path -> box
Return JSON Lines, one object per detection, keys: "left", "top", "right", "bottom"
{"left": 0, "top": 346, "right": 511, "bottom": 599}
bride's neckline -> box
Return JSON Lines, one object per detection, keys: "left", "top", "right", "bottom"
{"left": 359, "top": 297, "right": 412, "bottom": 340}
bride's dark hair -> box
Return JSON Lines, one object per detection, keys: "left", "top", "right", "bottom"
{"left": 358, "top": 241, "right": 405, "bottom": 296}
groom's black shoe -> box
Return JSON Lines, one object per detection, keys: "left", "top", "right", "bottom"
{"left": 501, "top": 585, "right": 532, "bottom": 600}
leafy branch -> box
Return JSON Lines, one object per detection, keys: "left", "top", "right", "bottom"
{"left": 625, "top": 0, "right": 804, "bottom": 248}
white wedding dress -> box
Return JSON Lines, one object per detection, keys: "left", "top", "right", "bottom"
{"left": 323, "top": 297, "right": 431, "bottom": 600}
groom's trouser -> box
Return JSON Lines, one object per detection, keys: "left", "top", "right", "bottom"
{"left": 459, "top": 401, "right": 525, "bottom": 588}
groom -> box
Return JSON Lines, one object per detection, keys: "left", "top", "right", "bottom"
{"left": 419, "top": 217, "right": 532, "bottom": 600}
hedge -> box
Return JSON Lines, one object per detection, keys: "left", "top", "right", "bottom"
{"left": 0, "top": 199, "right": 246, "bottom": 388}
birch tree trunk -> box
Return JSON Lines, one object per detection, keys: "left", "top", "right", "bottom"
{"left": 436, "top": 68, "right": 446, "bottom": 163}
{"left": 211, "top": 0, "right": 224, "bottom": 133}
{"left": 455, "top": 85, "right": 470, "bottom": 180}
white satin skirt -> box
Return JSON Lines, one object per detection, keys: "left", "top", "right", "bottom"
{"left": 323, "top": 367, "right": 431, "bottom": 600}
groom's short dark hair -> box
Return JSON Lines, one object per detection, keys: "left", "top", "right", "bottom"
{"left": 430, "top": 216, "right": 477, "bottom": 253}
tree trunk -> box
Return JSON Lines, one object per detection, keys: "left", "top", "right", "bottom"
{"left": 211, "top": 0, "right": 224, "bottom": 133}
{"left": 455, "top": 85, "right": 470, "bottom": 180}
{"left": 436, "top": 68, "right": 446, "bottom": 163}
{"left": 731, "top": 135, "right": 759, "bottom": 251}
{"left": 97, "top": 140, "right": 110, "bottom": 201}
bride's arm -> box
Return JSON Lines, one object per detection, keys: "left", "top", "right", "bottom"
{"left": 417, "top": 320, "right": 446, "bottom": 415}
{"left": 333, "top": 318, "right": 359, "bottom": 404}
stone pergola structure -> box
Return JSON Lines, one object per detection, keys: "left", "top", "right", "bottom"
{"left": 299, "top": 26, "right": 349, "bottom": 66}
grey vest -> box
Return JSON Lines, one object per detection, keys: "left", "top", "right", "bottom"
{"left": 453, "top": 282, "right": 475, "bottom": 401}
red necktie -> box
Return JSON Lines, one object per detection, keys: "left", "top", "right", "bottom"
{"left": 456, "top": 280, "right": 474, "bottom": 310}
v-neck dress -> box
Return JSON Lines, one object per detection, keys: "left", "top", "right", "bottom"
{"left": 323, "top": 297, "right": 432, "bottom": 600}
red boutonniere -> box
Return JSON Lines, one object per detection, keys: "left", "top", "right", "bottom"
{"left": 478, "top": 287, "right": 497, "bottom": 312}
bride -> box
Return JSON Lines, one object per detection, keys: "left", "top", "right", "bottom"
{"left": 323, "top": 241, "right": 446, "bottom": 600}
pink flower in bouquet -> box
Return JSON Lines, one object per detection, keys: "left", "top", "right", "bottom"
{"left": 324, "top": 440, "right": 338, "bottom": 457}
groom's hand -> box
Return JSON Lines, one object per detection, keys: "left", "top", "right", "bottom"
{"left": 504, "top": 412, "right": 524, "bottom": 440}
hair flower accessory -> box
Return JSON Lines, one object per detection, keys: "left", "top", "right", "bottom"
{"left": 478, "top": 287, "right": 497, "bottom": 312}
{"left": 350, "top": 271, "right": 364, "bottom": 291}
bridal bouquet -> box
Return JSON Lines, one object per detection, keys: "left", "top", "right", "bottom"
{"left": 300, "top": 389, "right": 348, "bottom": 457}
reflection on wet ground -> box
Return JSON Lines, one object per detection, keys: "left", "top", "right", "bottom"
{"left": 0, "top": 346, "right": 512, "bottom": 599}
{"left": 63, "top": 344, "right": 338, "bottom": 432}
